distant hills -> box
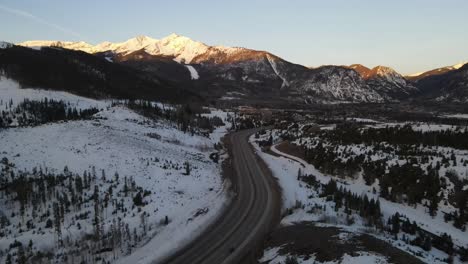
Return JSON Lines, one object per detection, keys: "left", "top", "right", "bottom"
{"left": 0, "top": 44, "right": 198, "bottom": 103}
{"left": 0, "top": 34, "right": 464, "bottom": 104}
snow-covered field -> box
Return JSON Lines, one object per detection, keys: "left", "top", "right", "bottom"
{"left": 0, "top": 80, "right": 231, "bottom": 263}
{"left": 0, "top": 76, "right": 108, "bottom": 110}
{"left": 365, "top": 121, "right": 466, "bottom": 132}
{"left": 260, "top": 247, "right": 390, "bottom": 264}
{"left": 443, "top": 114, "right": 468, "bottom": 120}
{"left": 251, "top": 134, "right": 468, "bottom": 263}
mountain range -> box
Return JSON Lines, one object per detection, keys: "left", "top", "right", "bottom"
{"left": 6, "top": 34, "right": 468, "bottom": 104}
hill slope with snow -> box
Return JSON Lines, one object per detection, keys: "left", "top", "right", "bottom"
{"left": 18, "top": 34, "right": 423, "bottom": 104}
{"left": 0, "top": 78, "right": 232, "bottom": 263}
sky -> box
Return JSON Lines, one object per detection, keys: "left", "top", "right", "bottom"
{"left": 1, "top": 0, "right": 467, "bottom": 75}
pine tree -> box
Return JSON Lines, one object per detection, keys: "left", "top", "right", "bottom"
{"left": 133, "top": 192, "right": 144, "bottom": 207}
{"left": 53, "top": 202, "right": 62, "bottom": 244}
{"left": 391, "top": 213, "right": 400, "bottom": 234}
{"left": 5, "top": 254, "right": 12, "bottom": 264}
{"left": 17, "top": 244, "right": 26, "bottom": 264}
{"left": 93, "top": 185, "right": 102, "bottom": 240}
{"left": 184, "top": 162, "right": 191, "bottom": 176}
{"left": 101, "top": 169, "right": 106, "bottom": 182}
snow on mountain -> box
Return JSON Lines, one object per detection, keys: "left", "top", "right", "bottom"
{"left": 407, "top": 71, "right": 424, "bottom": 77}
{"left": 16, "top": 35, "right": 429, "bottom": 103}
{"left": 19, "top": 40, "right": 95, "bottom": 53}
{"left": 407, "top": 62, "right": 468, "bottom": 81}
{"left": 296, "top": 66, "right": 384, "bottom": 103}
{"left": 18, "top": 34, "right": 258, "bottom": 66}
{"left": 103, "top": 35, "right": 158, "bottom": 55}
{"left": 266, "top": 54, "right": 289, "bottom": 88}
{"left": 144, "top": 33, "right": 210, "bottom": 63}
{"left": 368, "top": 66, "right": 407, "bottom": 85}
{"left": 19, "top": 34, "right": 215, "bottom": 64}
{"left": 350, "top": 65, "right": 419, "bottom": 100}
{"left": 0, "top": 75, "right": 107, "bottom": 110}
{"left": 0, "top": 41, "right": 13, "bottom": 49}
{"left": 414, "top": 63, "right": 468, "bottom": 102}
{"left": 185, "top": 65, "right": 199, "bottom": 80}
{"left": 348, "top": 64, "right": 371, "bottom": 78}
{"left": 452, "top": 62, "right": 467, "bottom": 70}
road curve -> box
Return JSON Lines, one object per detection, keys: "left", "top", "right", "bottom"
{"left": 159, "top": 129, "right": 281, "bottom": 264}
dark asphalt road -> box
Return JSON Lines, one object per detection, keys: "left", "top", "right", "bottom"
{"left": 160, "top": 129, "right": 280, "bottom": 264}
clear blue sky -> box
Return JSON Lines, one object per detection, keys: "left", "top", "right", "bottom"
{"left": 1, "top": 0, "right": 467, "bottom": 74}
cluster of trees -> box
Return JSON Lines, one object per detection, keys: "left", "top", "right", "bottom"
{"left": 124, "top": 100, "right": 224, "bottom": 134}
{"left": 303, "top": 140, "right": 466, "bottom": 228}
{"left": 304, "top": 142, "right": 362, "bottom": 179}
{"left": 320, "top": 179, "right": 383, "bottom": 227}
{"left": 0, "top": 158, "right": 151, "bottom": 263}
{"left": 388, "top": 212, "right": 468, "bottom": 261}
{"left": 444, "top": 170, "right": 468, "bottom": 231}
{"left": 0, "top": 98, "right": 99, "bottom": 128}
{"left": 379, "top": 163, "right": 441, "bottom": 213}
{"left": 321, "top": 124, "right": 468, "bottom": 150}
{"left": 300, "top": 173, "right": 383, "bottom": 228}
{"left": 299, "top": 173, "right": 468, "bottom": 261}
{"left": 297, "top": 124, "right": 468, "bottom": 230}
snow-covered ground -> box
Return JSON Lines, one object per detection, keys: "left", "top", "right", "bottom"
{"left": 347, "top": 117, "right": 379, "bottom": 123}
{"left": 260, "top": 247, "right": 390, "bottom": 264}
{"left": 251, "top": 135, "right": 468, "bottom": 263}
{"left": 0, "top": 76, "right": 108, "bottom": 110}
{"left": 202, "top": 108, "right": 233, "bottom": 144}
{"left": 0, "top": 81, "right": 232, "bottom": 263}
{"left": 365, "top": 121, "right": 466, "bottom": 132}
{"left": 443, "top": 114, "right": 468, "bottom": 120}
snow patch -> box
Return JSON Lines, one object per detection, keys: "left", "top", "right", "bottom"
{"left": 185, "top": 65, "right": 199, "bottom": 80}
{"left": 266, "top": 54, "right": 289, "bottom": 88}
{"left": 0, "top": 76, "right": 108, "bottom": 110}
{"left": 0, "top": 41, "right": 13, "bottom": 49}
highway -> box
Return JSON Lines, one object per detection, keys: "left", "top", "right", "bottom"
{"left": 160, "top": 129, "right": 280, "bottom": 264}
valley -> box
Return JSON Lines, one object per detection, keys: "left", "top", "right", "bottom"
{"left": 1, "top": 13, "right": 468, "bottom": 263}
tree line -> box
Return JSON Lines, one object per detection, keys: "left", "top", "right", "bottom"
{"left": 321, "top": 124, "right": 468, "bottom": 150}
{"left": 123, "top": 100, "right": 224, "bottom": 134}
{"left": 0, "top": 98, "right": 99, "bottom": 128}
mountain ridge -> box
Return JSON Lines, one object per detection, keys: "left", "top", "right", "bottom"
{"left": 406, "top": 62, "right": 468, "bottom": 81}
{"left": 14, "top": 34, "right": 468, "bottom": 104}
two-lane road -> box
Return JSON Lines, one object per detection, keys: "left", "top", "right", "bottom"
{"left": 160, "top": 129, "right": 280, "bottom": 264}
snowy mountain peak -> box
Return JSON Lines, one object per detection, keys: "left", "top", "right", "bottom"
{"left": 19, "top": 40, "right": 95, "bottom": 52}
{"left": 370, "top": 66, "right": 398, "bottom": 77}
{"left": 145, "top": 33, "right": 210, "bottom": 63}
{"left": 135, "top": 35, "right": 156, "bottom": 43}
{"left": 347, "top": 64, "right": 400, "bottom": 80}
{"left": 348, "top": 64, "right": 371, "bottom": 78}
{"left": 104, "top": 35, "right": 159, "bottom": 54}
{"left": 123, "top": 35, "right": 158, "bottom": 46}
{"left": 161, "top": 33, "right": 183, "bottom": 41}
